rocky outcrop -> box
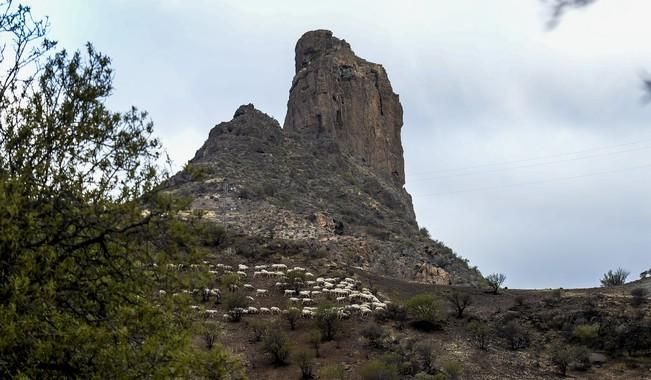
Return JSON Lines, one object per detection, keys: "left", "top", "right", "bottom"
{"left": 284, "top": 30, "right": 406, "bottom": 187}
{"left": 415, "top": 263, "right": 451, "bottom": 285}
{"left": 168, "top": 30, "right": 484, "bottom": 286}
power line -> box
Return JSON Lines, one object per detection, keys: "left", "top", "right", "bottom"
{"left": 408, "top": 137, "right": 651, "bottom": 177}
{"left": 413, "top": 163, "right": 651, "bottom": 197}
{"left": 410, "top": 145, "right": 651, "bottom": 182}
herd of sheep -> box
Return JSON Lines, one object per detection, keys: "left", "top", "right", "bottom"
{"left": 158, "top": 261, "right": 391, "bottom": 321}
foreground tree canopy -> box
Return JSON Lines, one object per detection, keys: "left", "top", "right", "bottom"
{"left": 0, "top": 1, "right": 243, "bottom": 378}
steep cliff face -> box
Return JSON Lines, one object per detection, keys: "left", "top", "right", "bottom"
{"left": 284, "top": 30, "right": 405, "bottom": 187}
{"left": 169, "top": 30, "right": 483, "bottom": 286}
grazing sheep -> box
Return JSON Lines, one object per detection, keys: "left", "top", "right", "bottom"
{"left": 270, "top": 306, "right": 281, "bottom": 314}
{"left": 299, "top": 290, "right": 311, "bottom": 297}
{"left": 284, "top": 289, "right": 295, "bottom": 296}
{"left": 289, "top": 297, "right": 300, "bottom": 304}
{"left": 301, "top": 298, "right": 313, "bottom": 305}
{"left": 236, "top": 271, "right": 247, "bottom": 277}
{"left": 305, "top": 272, "right": 314, "bottom": 278}
{"left": 256, "top": 289, "right": 268, "bottom": 297}
{"left": 246, "top": 296, "right": 255, "bottom": 302}
{"left": 158, "top": 290, "right": 167, "bottom": 296}
{"left": 243, "top": 284, "right": 254, "bottom": 291}
{"left": 247, "top": 306, "right": 258, "bottom": 314}
{"left": 311, "top": 291, "right": 321, "bottom": 296}
{"left": 271, "top": 264, "right": 287, "bottom": 270}
{"left": 205, "top": 309, "right": 219, "bottom": 318}
{"left": 302, "top": 309, "right": 314, "bottom": 318}
{"left": 259, "top": 307, "right": 271, "bottom": 314}
{"left": 336, "top": 296, "right": 347, "bottom": 303}
{"left": 238, "top": 264, "right": 249, "bottom": 271}
{"left": 253, "top": 271, "right": 262, "bottom": 278}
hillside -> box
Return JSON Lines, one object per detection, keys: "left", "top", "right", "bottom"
{"left": 169, "top": 30, "right": 482, "bottom": 286}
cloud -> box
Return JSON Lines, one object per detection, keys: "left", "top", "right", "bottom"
{"left": 24, "top": 0, "right": 651, "bottom": 288}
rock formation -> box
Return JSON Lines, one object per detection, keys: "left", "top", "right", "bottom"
{"left": 169, "top": 30, "right": 483, "bottom": 286}
{"left": 284, "top": 30, "right": 405, "bottom": 187}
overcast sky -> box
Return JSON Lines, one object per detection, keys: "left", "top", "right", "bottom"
{"left": 24, "top": 0, "right": 651, "bottom": 288}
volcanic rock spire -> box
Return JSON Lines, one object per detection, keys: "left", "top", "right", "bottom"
{"left": 284, "top": 30, "right": 406, "bottom": 187}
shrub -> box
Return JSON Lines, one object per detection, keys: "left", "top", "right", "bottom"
{"left": 285, "top": 307, "right": 302, "bottom": 330}
{"left": 631, "top": 287, "right": 649, "bottom": 307}
{"left": 261, "top": 329, "right": 291, "bottom": 366}
{"left": 361, "top": 323, "right": 387, "bottom": 349}
{"left": 600, "top": 268, "right": 629, "bottom": 287}
{"left": 441, "top": 359, "right": 462, "bottom": 380}
{"left": 286, "top": 270, "right": 307, "bottom": 287}
{"left": 486, "top": 273, "right": 506, "bottom": 294}
{"left": 413, "top": 341, "right": 435, "bottom": 373}
{"left": 499, "top": 321, "right": 529, "bottom": 350}
{"left": 308, "top": 330, "right": 322, "bottom": 357}
{"left": 221, "top": 272, "right": 241, "bottom": 292}
{"left": 316, "top": 305, "right": 340, "bottom": 341}
{"left": 193, "top": 344, "right": 247, "bottom": 380}
{"left": 224, "top": 292, "right": 249, "bottom": 322}
{"left": 406, "top": 294, "right": 446, "bottom": 331}
{"left": 543, "top": 288, "right": 563, "bottom": 306}
{"left": 419, "top": 227, "right": 431, "bottom": 238}
{"left": 294, "top": 350, "right": 315, "bottom": 379}
{"left": 446, "top": 291, "right": 472, "bottom": 318}
{"left": 572, "top": 323, "right": 599, "bottom": 345}
{"left": 414, "top": 373, "right": 436, "bottom": 380}
{"left": 514, "top": 295, "right": 526, "bottom": 307}
{"left": 319, "top": 364, "right": 346, "bottom": 380}
{"left": 198, "top": 322, "right": 220, "bottom": 350}
{"left": 359, "top": 359, "right": 399, "bottom": 380}
{"left": 385, "top": 303, "right": 408, "bottom": 327}
{"left": 550, "top": 344, "right": 591, "bottom": 376}
{"left": 248, "top": 319, "right": 267, "bottom": 343}
{"left": 467, "top": 320, "right": 492, "bottom": 350}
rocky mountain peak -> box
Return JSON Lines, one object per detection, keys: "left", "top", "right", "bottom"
{"left": 284, "top": 30, "right": 406, "bottom": 187}
{"left": 294, "top": 29, "right": 352, "bottom": 73}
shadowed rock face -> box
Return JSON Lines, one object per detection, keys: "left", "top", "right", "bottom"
{"left": 284, "top": 30, "right": 406, "bottom": 187}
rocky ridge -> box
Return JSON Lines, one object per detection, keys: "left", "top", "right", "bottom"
{"left": 170, "top": 30, "right": 482, "bottom": 285}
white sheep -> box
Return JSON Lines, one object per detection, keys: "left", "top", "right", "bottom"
{"left": 270, "top": 306, "right": 281, "bottom": 314}
{"left": 246, "top": 296, "right": 255, "bottom": 302}
{"left": 299, "top": 290, "right": 311, "bottom": 297}
{"left": 238, "top": 264, "right": 249, "bottom": 271}
{"left": 256, "top": 289, "right": 268, "bottom": 297}
{"left": 301, "top": 298, "right": 313, "bottom": 305}
{"left": 259, "top": 307, "right": 271, "bottom": 314}
{"left": 247, "top": 306, "right": 258, "bottom": 314}
{"left": 243, "top": 284, "right": 254, "bottom": 291}
{"left": 336, "top": 296, "right": 347, "bottom": 303}
{"left": 236, "top": 271, "right": 247, "bottom": 277}
{"left": 284, "top": 289, "right": 295, "bottom": 296}
{"left": 311, "top": 291, "right": 321, "bottom": 296}
{"left": 289, "top": 297, "right": 300, "bottom": 304}
{"left": 205, "top": 309, "right": 219, "bottom": 318}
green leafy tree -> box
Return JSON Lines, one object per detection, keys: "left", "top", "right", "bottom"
{"left": 0, "top": 2, "right": 240, "bottom": 377}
